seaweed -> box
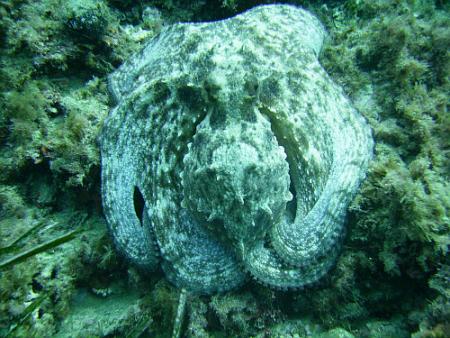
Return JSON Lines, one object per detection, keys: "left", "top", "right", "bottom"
{"left": 0, "top": 227, "right": 82, "bottom": 270}
{"left": 0, "top": 219, "right": 46, "bottom": 255}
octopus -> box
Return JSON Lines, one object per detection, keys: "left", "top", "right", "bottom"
{"left": 100, "top": 4, "right": 373, "bottom": 294}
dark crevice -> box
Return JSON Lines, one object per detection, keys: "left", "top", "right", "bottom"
{"left": 133, "top": 186, "right": 145, "bottom": 226}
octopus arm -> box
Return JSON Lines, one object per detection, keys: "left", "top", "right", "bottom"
{"left": 244, "top": 241, "right": 338, "bottom": 289}
{"left": 155, "top": 206, "right": 246, "bottom": 294}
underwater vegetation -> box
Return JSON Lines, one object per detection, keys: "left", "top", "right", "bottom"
{"left": 0, "top": 0, "right": 448, "bottom": 337}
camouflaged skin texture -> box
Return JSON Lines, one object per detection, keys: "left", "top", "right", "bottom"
{"left": 100, "top": 4, "right": 373, "bottom": 294}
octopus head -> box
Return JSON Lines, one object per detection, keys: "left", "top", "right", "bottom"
{"left": 181, "top": 114, "right": 292, "bottom": 253}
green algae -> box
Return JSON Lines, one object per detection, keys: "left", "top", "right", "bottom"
{"left": 0, "top": 227, "right": 82, "bottom": 270}
{"left": 0, "top": 77, "right": 108, "bottom": 187}
{"left": 0, "top": 0, "right": 448, "bottom": 337}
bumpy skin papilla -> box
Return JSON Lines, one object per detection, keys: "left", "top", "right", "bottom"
{"left": 100, "top": 5, "right": 373, "bottom": 294}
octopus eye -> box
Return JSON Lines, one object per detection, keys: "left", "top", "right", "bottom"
{"left": 133, "top": 186, "right": 145, "bottom": 227}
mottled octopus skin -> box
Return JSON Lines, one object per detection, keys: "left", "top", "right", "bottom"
{"left": 100, "top": 4, "right": 373, "bottom": 294}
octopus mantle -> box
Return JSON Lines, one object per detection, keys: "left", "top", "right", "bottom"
{"left": 100, "top": 5, "right": 373, "bottom": 294}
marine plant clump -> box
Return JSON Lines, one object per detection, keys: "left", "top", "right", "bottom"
{"left": 65, "top": 0, "right": 111, "bottom": 42}
{"left": 0, "top": 78, "right": 108, "bottom": 190}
